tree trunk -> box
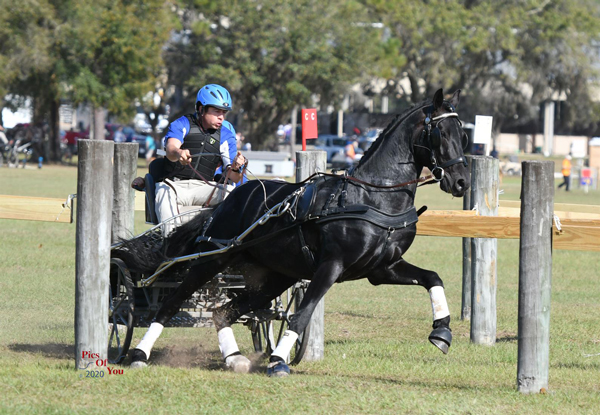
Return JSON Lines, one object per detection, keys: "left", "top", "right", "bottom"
{"left": 93, "top": 107, "right": 106, "bottom": 140}
{"left": 49, "top": 99, "right": 61, "bottom": 162}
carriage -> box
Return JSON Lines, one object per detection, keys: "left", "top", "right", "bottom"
{"left": 108, "top": 174, "right": 312, "bottom": 366}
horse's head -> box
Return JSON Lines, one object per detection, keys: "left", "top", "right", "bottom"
{"left": 414, "top": 89, "right": 470, "bottom": 197}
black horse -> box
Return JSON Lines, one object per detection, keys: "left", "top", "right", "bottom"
{"left": 115, "top": 89, "right": 470, "bottom": 376}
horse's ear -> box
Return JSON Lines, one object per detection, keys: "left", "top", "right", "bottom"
{"left": 449, "top": 90, "right": 461, "bottom": 109}
{"left": 433, "top": 89, "right": 444, "bottom": 110}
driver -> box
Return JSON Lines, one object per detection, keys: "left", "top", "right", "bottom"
{"left": 153, "top": 84, "right": 247, "bottom": 223}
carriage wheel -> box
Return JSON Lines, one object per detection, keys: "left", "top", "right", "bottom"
{"left": 108, "top": 258, "right": 135, "bottom": 364}
{"left": 250, "top": 320, "right": 276, "bottom": 355}
{"left": 268, "top": 282, "right": 311, "bottom": 365}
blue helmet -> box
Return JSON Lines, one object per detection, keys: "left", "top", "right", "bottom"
{"left": 196, "top": 84, "right": 232, "bottom": 111}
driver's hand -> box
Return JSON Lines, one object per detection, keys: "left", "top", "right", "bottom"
{"left": 178, "top": 148, "right": 192, "bottom": 165}
{"left": 233, "top": 152, "right": 246, "bottom": 170}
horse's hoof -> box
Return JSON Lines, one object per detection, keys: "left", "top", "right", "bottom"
{"left": 130, "top": 349, "right": 148, "bottom": 369}
{"left": 428, "top": 327, "right": 452, "bottom": 354}
{"left": 267, "top": 361, "right": 290, "bottom": 377}
{"left": 225, "top": 354, "right": 252, "bottom": 374}
{"left": 130, "top": 360, "right": 148, "bottom": 369}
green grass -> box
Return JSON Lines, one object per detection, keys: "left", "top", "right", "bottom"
{"left": 0, "top": 164, "right": 599, "bottom": 414}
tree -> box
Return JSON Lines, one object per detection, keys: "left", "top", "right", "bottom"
{"left": 0, "top": 1, "right": 57, "bottom": 142}
{"left": 60, "top": 0, "right": 176, "bottom": 141}
{"left": 364, "top": 0, "right": 600, "bottom": 133}
{"left": 164, "top": 0, "right": 377, "bottom": 149}
{"left": 0, "top": 1, "right": 176, "bottom": 160}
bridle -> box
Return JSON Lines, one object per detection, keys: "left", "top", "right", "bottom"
{"left": 414, "top": 104, "right": 468, "bottom": 182}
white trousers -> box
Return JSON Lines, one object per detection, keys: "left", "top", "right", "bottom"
{"left": 155, "top": 178, "right": 233, "bottom": 232}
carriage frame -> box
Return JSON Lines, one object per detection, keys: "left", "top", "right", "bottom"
{"left": 108, "top": 203, "right": 311, "bottom": 366}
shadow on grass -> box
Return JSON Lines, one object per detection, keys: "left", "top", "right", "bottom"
{"left": 9, "top": 343, "right": 74, "bottom": 359}
{"left": 328, "top": 311, "right": 378, "bottom": 319}
{"left": 496, "top": 335, "right": 518, "bottom": 343}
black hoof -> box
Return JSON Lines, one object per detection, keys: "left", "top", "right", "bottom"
{"left": 428, "top": 327, "right": 452, "bottom": 354}
{"left": 267, "top": 361, "right": 290, "bottom": 377}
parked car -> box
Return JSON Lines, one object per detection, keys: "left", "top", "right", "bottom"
{"left": 500, "top": 155, "right": 521, "bottom": 176}
{"left": 357, "top": 128, "right": 382, "bottom": 152}
{"left": 330, "top": 148, "right": 363, "bottom": 169}
{"left": 131, "top": 133, "right": 148, "bottom": 157}
{"left": 314, "top": 134, "right": 347, "bottom": 162}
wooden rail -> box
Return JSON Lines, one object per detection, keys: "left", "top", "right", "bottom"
{"left": 2, "top": 194, "right": 599, "bottom": 252}
{"left": 0, "top": 195, "right": 73, "bottom": 223}
{"left": 417, "top": 209, "right": 600, "bottom": 252}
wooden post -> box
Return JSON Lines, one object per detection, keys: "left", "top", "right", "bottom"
{"left": 461, "top": 184, "right": 472, "bottom": 321}
{"left": 469, "top": 156, "right": 499, "bottom": 345}
{"left": 75, "top": 139, "right": 114, "bottom": 369}
{"left": 517, "top": 161, "right": 554, "bottom": 394}
{"left": 296, "top": 150, "right": 327, "bottom": 361}
{"left": 112, "top": 143, "right": 138, "bottom": 243}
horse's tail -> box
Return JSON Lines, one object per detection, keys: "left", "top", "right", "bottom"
{"left": 111, "top": 209, "right": 213, "bottom": 274}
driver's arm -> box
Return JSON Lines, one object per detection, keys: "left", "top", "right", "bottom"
{"left": 165, "top": 138, "right": 192, "bottom": 165}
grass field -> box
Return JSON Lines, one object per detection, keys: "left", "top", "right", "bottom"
{"left": 0, "top": 162, "right": 599, "bottom": 414}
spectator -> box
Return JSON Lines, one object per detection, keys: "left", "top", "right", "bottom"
{"left": 114, "top": 127, "right": 126, "bottom": 143}
{"left": 0, "top": 124, "right": 8, "bottom": 146}
{"left": 345, "top": 136, "right": 358, "bottom": 169}
{"left": 558, "top": 154, "right": 572, "bottom": 191}
{"left": 145, "top": 134, "right": 156, "bottom": 167}
{"left": 490, "top": 146, "right": 499, "bottom": 159}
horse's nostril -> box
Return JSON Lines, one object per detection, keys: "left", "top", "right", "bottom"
{"left": 455, "top": 179, "right": 465, "bottom": 191}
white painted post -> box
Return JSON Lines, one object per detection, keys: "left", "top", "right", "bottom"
{"left": 75, "top": 139, "right": 114, "bottom": 369}
{"left": 469, "top": 156, "right": 499, "bottom": 345}
{"left": 112, "top": 142, "right": 138, "bottom": 243}
{"left": 517, "top": 161, "right": 554, "bottom": 394}
{"left": 543, "top": 101, "right": 555, "bottom": 156}
{"left": 296, "top": 150, "right": 327, "bottom": 361}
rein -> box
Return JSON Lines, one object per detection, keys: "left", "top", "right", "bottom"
{"left": 184, "top": 100, "right": 465, "bottom": 201}
{"left": 294, "top": 171, "right": 437, "bottom": 189}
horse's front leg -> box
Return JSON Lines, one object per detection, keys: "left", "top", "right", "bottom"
{"left": 130, "top": 261, "right": 222, "bottom": 368}
{"left": 368, "top": 258, "right": 452, "bottom": 354}
{"left": 267, "top": 260, "right": 344, "bottom": 377}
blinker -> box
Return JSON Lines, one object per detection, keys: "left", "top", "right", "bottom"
{"left": 430, "top": 127, "right": 441, "bottom": 147}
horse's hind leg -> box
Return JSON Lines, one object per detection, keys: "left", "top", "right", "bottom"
{"left": 368, "top": 258, "right": 452, "bottom": 354}
{"left": 130, "top": 260, "right": 225, "bottom": 368}
{"left": 211, "top": 272, "right": 297, "bottom": 374}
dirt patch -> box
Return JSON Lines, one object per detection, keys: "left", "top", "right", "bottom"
{"left": 152, "top": 344, "right": 222, "bottom": 369}
{"left": 151, "top": 345, "right": 268, "bottom": 372}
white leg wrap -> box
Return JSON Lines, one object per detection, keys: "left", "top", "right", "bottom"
{"left": 271, "top": 330, "right": 299, "bottom": 361}
{"left": 218, "top": 327, "right": 240, "bottom": 359}
{"left": 136, "top": 322, "right": 164, "bottom": 358}
{"left": 429, "top": 286, "right": 450, "bottom": 320}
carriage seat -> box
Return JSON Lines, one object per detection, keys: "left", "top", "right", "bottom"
{"left": 144, "top": 173, "right": 159, "bottom": 225}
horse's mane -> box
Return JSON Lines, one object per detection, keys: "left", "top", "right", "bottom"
{"left": 356, "top": 99, "right": 431, "bottom": 168}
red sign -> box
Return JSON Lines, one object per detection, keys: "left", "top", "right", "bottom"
{"left": 581, "top": 168, "right": 593, "bottom": 186}
{"left": 301, "top": 108, "right": 318, "bottom": 151}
